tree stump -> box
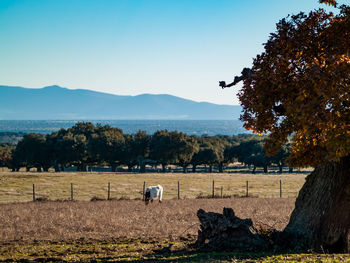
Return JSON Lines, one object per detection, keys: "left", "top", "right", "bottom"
{"left": 195, "top": 207, "right": 268, "bottom": 251}
{"left": 194, "top": 157, "right": 350, "bottom": 253}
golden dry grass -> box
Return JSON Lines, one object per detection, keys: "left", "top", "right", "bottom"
{"left": 0, "top": 171, "right": 311, "bottom": 261}
{"left": 0, "top": 198, "right": 295, "bottom": 242}
{"left": 0, "top": 171, "right": 307, "bottom": 203}
{"left": 2, "top": 190, "right": 349, "bottom": 262}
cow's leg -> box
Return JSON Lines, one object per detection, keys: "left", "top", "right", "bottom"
{"left": 159, "top": 189, "right": 163, "bottom": 203}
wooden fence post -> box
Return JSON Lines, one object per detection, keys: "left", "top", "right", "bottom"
{"left": 33, "top": 184, "right": 35, "bottom": 201}
{"left": 108, "top": 182, "right": 110, "bottom": 200}
{"left": 142, "top": 181, "right": 146, "bottom": 201}
{"left": 246, "top": 181, "right": 249, "bottom": 197}
{"left": 212, "top": 180, "right": 215, "bottom": 198}
{"left": 221, "top": 186, "right": 223, "bottom": 198}
{"left": 280, "top": 179, "right": 282, "bottom": 198}
{"left": 178, "top": 181, "right": 180, "bottom": 200}
{"left": 71, "top": 183, "right": 74, "bottom": 201}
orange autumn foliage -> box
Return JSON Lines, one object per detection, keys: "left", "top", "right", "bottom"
{"left": 238, "top": 3, "right": 350, "bottom": 167}
{"left": 319, "top": 0, "right": 338, "bottom": 6}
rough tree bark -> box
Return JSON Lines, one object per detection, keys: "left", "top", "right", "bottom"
{"left": 195, "top": 207, "right": 268, "bottom": 251}
{"left": 195, "top": 156, "right": 350, "bottom": 253}
{"left": 282, "top": 156, "right": 350, "bottom": 252}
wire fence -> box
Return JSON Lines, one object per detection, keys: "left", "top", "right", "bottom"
{"left": 22, "top": 179, "right": 303, "bottom": 203}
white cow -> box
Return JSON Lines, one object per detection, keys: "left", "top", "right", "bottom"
{"left": 144, "top": 185, "right": 163, "bottom": 205}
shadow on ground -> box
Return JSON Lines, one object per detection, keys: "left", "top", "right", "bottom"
{"left": 1, "top": 238, "right": 349, "bottom": 262}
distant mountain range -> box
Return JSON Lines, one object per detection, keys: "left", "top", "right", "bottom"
{"left": 0, "top": 85, "right": 241, "bottom": 120}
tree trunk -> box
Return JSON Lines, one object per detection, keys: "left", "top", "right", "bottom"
{"left": 278, "top": 164, "right": 283, "bottom": 174}
{"left": 252, "top": 165, "right": 256, "bottom": 174}
{"left": 209, "top": 165, "right": 213, "bottom": 173}
{"left": 218, "top": 163, "right": 223, "bottom": 173}
{"left": 54, "top": 164, "right": 60, "bottom": 172}
{"left": 77, "top": 164, "right": 88, "bottom": 172}
{"left": 127, "top": 164, "right": 132, "bottom": 172}
{"left": 195, "top": 208, "right": 268, "bottom": 251}
{"left": 111, "top": 164, "right": 117, "bottom": 172}
{"left": 289, "top": 167, "right": 293, "bottom": 173}
{"left": 162, "top": 164, "right": 166, "bottom": 173}
{"left": 192, "top": 164, "right": 196, "bottom": 173}
{"left": 182, "top": 166, "right": 187, "bottom": 173}
{"left": 139, "top": 163, "right": 145, "bottom": 173}
{"left": 36, "top": 166, "right": 42, "bottom": 172}
{"left": 263, "top": 165, "right": 268, "bottom": 173}
{"left": 283, "top": 156, "right": 350, "bottom": 252}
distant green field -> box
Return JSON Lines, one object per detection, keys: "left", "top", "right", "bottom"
{"left": 0, "top": 171, "right": 307, "bottom": 203}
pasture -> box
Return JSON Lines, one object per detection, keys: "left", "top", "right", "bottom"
{"left": 1, "top": 171, "right": 349, "bottom": 262}
{"left": 0, "top": 171, "right": 307, "bottom": 203}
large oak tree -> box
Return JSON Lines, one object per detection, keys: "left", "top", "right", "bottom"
{"left": 221, "top": 0, "right": 350, "bottom": 252}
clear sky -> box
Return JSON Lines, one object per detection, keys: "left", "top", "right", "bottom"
{"left": 0, "top": 0, "right": 343, "bottom": 105}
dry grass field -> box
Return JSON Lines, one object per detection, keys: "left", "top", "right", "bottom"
{"left": 0, "top": 171, "right": 307, "bottom": 203}
{"left": 1, "top": 198, "right": 294, "bottom": 262}
{"left": 1, "top": 197, "right": 350, "bottom": 262}
{"left": 0, "top": 198, "right": 294, "bottom": 242}
{"left": 1, "top": 171, "right": 349, "bottom": 262}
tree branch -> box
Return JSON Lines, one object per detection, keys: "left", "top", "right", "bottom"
{"left": 219, "top": 68, "right": 252, "bottom": 89}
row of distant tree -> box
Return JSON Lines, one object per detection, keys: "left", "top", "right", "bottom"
{"left": 0, "top": 132, "right": 26, "bottom": 144}
{"left": 0, "top": 122, "right": 291, "bottom": 173}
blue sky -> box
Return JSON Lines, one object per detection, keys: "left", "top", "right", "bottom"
{"left": 0, "top": 0, "right": 343, "bottom": 105}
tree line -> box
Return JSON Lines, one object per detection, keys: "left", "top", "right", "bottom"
{"left": 0, "top": 122, "right": 291, "bottom": 173}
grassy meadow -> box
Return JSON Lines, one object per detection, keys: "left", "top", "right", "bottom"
{"left": 1, "top": 196, "right": 349, "bottom": 262}
{"left": 0, "top": 171, "right": 307, "bottom": 203}
{"left": 2, "top": 170, "right": 349, "bottom": 262}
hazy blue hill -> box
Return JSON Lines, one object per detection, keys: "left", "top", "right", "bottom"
{"left": 0, "top": 85, "right": 241, "bottom": 120}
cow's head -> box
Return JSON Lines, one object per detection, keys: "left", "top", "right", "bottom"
{"left": 144, "top": 191, "right": 151, "bottom": 205}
